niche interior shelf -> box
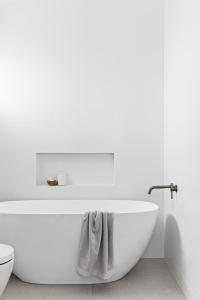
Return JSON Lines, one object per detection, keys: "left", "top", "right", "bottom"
{"left": 36, "top": 153, "right": 114, "bottom": 186}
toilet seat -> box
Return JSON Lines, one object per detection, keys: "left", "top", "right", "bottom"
{"left": 0, "top": 244, "right": 14, "bottom": 265}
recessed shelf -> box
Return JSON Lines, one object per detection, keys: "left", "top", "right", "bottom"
{"left": 36, "top": 153, "right": 114, "bottom": 186}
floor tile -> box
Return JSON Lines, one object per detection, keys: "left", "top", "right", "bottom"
{"left": 2, "top": 259, "right": 186, "bottom": 300}
{"left": 92, "top": 259, "right": 187, "bottom": 300}
{"left": 2, "top": 276, "right": 92, "bottom": 300}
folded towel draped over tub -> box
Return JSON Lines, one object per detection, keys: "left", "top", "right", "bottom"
{"left": 77, "top": 211, "right": 114, "bottom": 280}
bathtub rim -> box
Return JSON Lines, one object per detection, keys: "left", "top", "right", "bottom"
{"left": 0, "top": 200, "right": 159, "bottom": 215}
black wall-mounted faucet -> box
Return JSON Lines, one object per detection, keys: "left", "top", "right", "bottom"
{"left": 148, "top": 183, "right": 178, "bottom": 199}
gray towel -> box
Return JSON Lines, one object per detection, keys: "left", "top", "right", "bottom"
{"left": 77, "top": 211, "right": 114, "bottom": 280}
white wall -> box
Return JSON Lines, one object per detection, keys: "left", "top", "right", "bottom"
{"left": 164, "top": 0, "right": 200, "bottom": 298}
{"left": 0, "top": 0, "right": 163, "bottom": 257}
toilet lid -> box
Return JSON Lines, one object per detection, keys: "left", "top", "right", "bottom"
{"left": 0, "top": 244, "right": 14, "bottom": 264}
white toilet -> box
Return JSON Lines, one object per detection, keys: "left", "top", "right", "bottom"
{"left": 0, "top": 244, "right": 14, "bottom": 298}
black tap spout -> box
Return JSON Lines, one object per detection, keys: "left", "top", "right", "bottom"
{"left": 148, "top": 185, "right": 171, "bottom": 194}
{"left": 148, "top": 183, "right": 178, "bottom": 199}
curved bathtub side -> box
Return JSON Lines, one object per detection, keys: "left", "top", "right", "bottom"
{"left": 0, "top": 208, "right": 158, "bottom": 284}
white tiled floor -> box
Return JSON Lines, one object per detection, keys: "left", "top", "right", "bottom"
{"left": 2, "top": 259, "right": 186, "bottom": 300}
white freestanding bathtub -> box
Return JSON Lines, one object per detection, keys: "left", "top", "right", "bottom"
{"left": 0, "top": 200, "right": 158, "bottom": 284}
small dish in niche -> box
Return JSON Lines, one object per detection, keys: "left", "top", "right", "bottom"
{"left": 47, "top": 178, "right": 58, "bottom": 186}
